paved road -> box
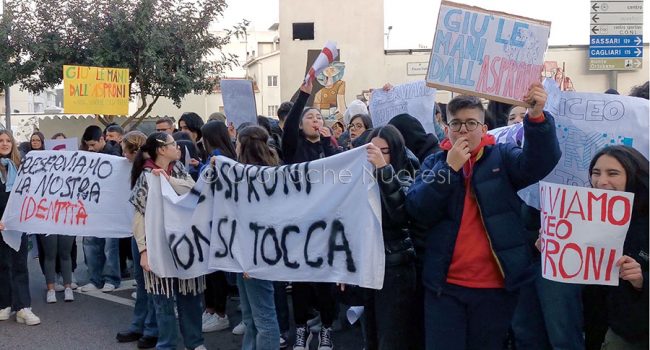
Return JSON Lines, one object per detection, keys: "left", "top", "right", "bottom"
{"left": 0, "top": 238, "right": 364, "bottom": 350}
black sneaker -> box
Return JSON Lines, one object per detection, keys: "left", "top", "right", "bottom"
{"left": 137, "top": 336, "right": 158, "bottom": 349}
{"left": 116, "top": 331, "right": 142, "bottom": 343}
{"left": 293, "top": 325, "right": 312, "bottom": 350}
{"left": 318, "top": 326, "right": 333, "bottom": 350}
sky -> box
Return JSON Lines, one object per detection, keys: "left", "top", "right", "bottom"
{"left": 216, "top": 0, "right": 649, "bottom": 48}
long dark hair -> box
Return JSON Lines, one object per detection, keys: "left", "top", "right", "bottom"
{"left": 366, "top": 125, "right": 409, "bottom": 176}
{"left": 237, "top": 125, "right": 279, "bottom": 166}
{"left": 131, "top": 132, "right": 170, "bottom": 188}
{"left": 30, "top": 132, "right": 45, "bottom": 151}
{"left": 589, "top": 145, "right": 649, "bottom": 217}
{"left": 201, "top": 121, "right": 236, "bottom": 159}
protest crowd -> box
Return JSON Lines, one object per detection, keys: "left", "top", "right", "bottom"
{"left": 0, "top": 5, "right": 649, "bottom": 350}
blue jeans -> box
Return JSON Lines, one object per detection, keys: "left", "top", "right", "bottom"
{"left": 425, "top": 283, "right": 518, "bottom": 350}
{"left": 151, "top": 286, "right": 204, "bottom": 350}
{"left": 511, "top": 266, "right": 584, "bottom": 350}
{"left": 128, "top": 238, "right": 158, "bottom": 338}
{"left": 82, "top": 237, "right": 120, "bottom": 287}
{"left": 237, "top": 274, "right": 280, "bottom": 350}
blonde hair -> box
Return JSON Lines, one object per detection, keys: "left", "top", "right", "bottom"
{"left": 121, "top": 131, "right": 147, "bottom": 155}
{"left": 0, "top": 130, "right": 21, "bottom": 178}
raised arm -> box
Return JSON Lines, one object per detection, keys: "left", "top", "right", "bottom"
{"left": 282, "top": 81, "right": 313, "bottom": 162}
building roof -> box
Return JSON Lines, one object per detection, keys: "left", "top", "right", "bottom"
{"left": 243, "top": 50, "right": 280, "bottom": 68}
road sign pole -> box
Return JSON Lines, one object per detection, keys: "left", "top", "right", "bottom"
{"left": 608, "top": 70, "right": 618, "bottom": 91}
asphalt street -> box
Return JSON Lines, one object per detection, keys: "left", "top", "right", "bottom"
{"left": 0, "top": 238, "right": 364, "bottom": 350}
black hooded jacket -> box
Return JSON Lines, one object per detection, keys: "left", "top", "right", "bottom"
{"left": 388, "top": 114, "right": 440, "bottom": 164}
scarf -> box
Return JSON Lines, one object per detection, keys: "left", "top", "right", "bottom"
{"left": 143, "top": 159, "right": 175, "bottom": 174}
{"left": 0, "top": 158, "right": 17, "bottom": 192}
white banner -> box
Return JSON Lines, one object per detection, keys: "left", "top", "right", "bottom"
{"left": 1, "top": 151, "right": 134, "bottom": 239}
{"left": 147, "top": 147, "right": 386, "bottom": 289}
{"left": 369, "top": 80, "right": 437, "bottom": 134}
{"left": 45, "top": 138, "right": 79, "bottom": 151}
{"left": 491, "top": 79, "right": 650, "bottom": 208}
{"left": 538, "top": 182, "right": 632, "bottom": 286}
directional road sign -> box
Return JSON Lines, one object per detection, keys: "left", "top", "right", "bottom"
{"left": 589, "top": 1, "right": 644, "bottom": 70}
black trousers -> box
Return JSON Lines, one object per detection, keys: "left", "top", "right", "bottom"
{"left": 0, "top": 233, "right": 31, "bottom": 310}
{"left": 364, "top": 262, "right": 419, "bottom": 350}
{"left": 204, "top": 271, "right": 228, "bottom": 314}
{"left": 292, "top": 282, "right": 337, "bottom": 327}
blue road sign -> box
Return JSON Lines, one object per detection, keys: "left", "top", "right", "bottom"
{"left": 590, "top": 35, "right": 643, "bottom": 47}
{"left": 589, "top": 47, "right": 643, "bottom": 58}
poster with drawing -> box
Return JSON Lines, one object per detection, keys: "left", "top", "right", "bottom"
{"left": 426, "top": 1, "right": 551, "bottom": 106}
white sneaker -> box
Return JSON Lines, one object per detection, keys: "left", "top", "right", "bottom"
{"left": 0, "top": 307, "right": 11, "bottom": 321}
{"left": 102, "top": 283, "right": 116, "bottom": 292}
{"left": 46, "top": 290, "right": 57, "bottom": 304}
{"left": 232, "top": 321, "right": 246, "bottom": 335}
{"left": 202, "top": 313, "right": 230, "bottom": 332}
{"left": 64, "top": 288, "right": 74, "bottom": 302}
{"left": 185, "top": 346, "right": 207, "bottom": 350}
{"left": 54, "top": 283, "right": 65, "bottom": 292}
{"left": 16, "top": 308, "right": 41, "bottom": 326}
{"left": 131, "top": 292, "right": 137, "bottom": 299}
{"left": 80, "top": 283, "right": 100, "bottom": 292}
{"left": 71, "top": 282, "right": 78, "bottom": 290}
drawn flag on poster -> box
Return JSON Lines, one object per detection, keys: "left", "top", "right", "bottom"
{"left": 305, "top": 41, "right": 339, "bottom": 84}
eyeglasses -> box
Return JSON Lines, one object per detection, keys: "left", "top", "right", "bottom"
{"left": 163, "top": 141, "right": 177, "bottom": 148}
{"left": 348, "top": 123, "right": 365, "bottom": 130}
{"left": 448, "top": 119, "right": 482, "bottom": 132}
{"left": 379, "top": 147, "right": 390, "bottom": 155}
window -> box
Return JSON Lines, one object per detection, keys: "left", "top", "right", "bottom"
{"left": 267, "top": 75, "right": 278, "bottom": 87}
{"left": 292, "top": 22, "right": 314, "bottom": 40}
{"left": 268, "top": 105, "right": 279, "bottom": 116}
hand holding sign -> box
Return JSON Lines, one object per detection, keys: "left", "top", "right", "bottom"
{"left": 141, "top": 250, "right": 151, "bottom": 272}
{"left": 300, "top": 79, "right": 314, "bottom": 95}
{"left": 152, "top": 169, "right": 170, "bottom": 181}
{"left": 617, "top": 255, "right": 643, "bottom": 289}
{"left": 367, "top": 143, "right": 387, "bottom": 169}
{"left": 524, "top": 82, "right": 547, "bottom": 117}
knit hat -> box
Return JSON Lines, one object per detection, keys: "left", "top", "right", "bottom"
{"left": 343, "top": 100, "right": 369, "bottom": 125}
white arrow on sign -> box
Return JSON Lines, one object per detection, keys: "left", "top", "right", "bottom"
{"left": 635, "top": 37, "right": 642, "bottom": 46}
{"left": 634, "top": 59, "right": 641, "bottom": 68}
{"left": 635, "top": 48, "right": 642, "bottom": 57}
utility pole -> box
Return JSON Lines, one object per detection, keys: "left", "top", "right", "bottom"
{"left": 2, "top": 0, "right": 11, "bottom": 131}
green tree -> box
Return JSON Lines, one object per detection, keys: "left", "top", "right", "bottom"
{"left": 7, "top": 0, "right": 247, "bottom": 129}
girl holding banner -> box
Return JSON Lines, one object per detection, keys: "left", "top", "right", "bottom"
{"left": 584, "top": 146, "right": 649, "bottom": 350}
{"left": 281, "top": 80, "right": 341, "bottom": 350}
{"left": 232, "top": 125, "right": 281, "bottom": 350}
{"left": 364, "top": 125, "right": 419, "bottom": 350}
{"left": 199, "top": 121, "right": 236, "bottom": 334}
{"left": 115, "top": 131, "right": 159, "bottom": 349}
{"left": 0, "top": 130, "right": 41, "bottom": 326}
{"left": 129, "top": 132, "right": 206, "bottom": 350}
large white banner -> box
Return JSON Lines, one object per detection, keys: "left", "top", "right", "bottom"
{"left": 146, "top": 147, "right": 386, "bottom": 289}
{"left": 490, "top": 79, "right": 650, "bottom": 208}
{"left": 1, "top": 151, "right": 134, "bottom": 239}
{"left": 538, "top": 182, "right": 632, "bottom": 286}
{"left": 369, "top": 80, "right": 437, "bottom": 134}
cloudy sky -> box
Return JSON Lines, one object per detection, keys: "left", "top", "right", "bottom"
{"left": 217, "top": 0, "right": 648, "bottom": 48}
